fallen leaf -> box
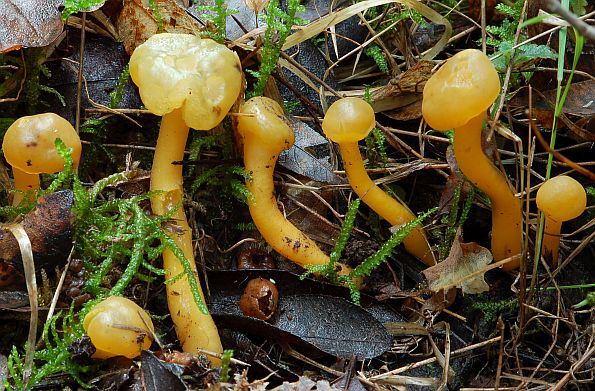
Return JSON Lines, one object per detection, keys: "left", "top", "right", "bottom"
{"left": 279, "top": 118, "right": 341, "bottom": 184}
{"left": 244, "top": 0, "right": 269, "bottom": 13}
{"left": 422, "top": 233, "right": 492, "bottom": 295}
{"left": 0, "top": 190, "right": 74, "bottom": 285}
{"left": 208, "top": 270, "right": 397, "bottom": 359}
{"left": 139, "top": 351, "right": 187, "bottom": 391}
{"left": 0, "top": 0, "right": 63, "bottom": 52}
{"left": 117, "top": 0, "right": 203, "bottom": 55}
{"left": 371, "top": 61, "right": 433, "bottom": 113}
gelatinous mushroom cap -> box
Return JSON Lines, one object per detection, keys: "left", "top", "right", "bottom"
{"left": 83, "top": 296, "right": 155, "bottom": 359}
{"left": 536, "top": 175, "right": 586, "bottom": 223}
{"left": 3, "top": 113, "right": 82, "bottom": 174}
{"left": 237, "top": 97, "right": 295, "bottom": 150}
{"left": 129, "top": 33, "right": 242, "bottom": 130}
{"left": 322, "top": 97, "right": 375, "bottom": 143}
{"left": 422, "top": 49, "right": 500, "bottom": 130}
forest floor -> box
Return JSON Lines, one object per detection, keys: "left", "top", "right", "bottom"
{"left": 0, "top": 0, "right": 594, "bottom": 390}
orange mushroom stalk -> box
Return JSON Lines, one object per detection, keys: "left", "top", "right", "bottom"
{"left": 237, "top": 97, "right": 353, "bottom": 276}
{"left": 422, "top": 49, "right": 521, "bottom": 270}
{"left": 83, "top": 296, "right": 155, "bottom": 359}
{"left": 536, "top": 175, "right": 586, "bottom": 265}
{"left": 3, "top": 113, "right": 81, "bottom": 206}
{"left": 129, "top": 33, "right": 242, "bottom": 363}
{"left": 322, "top": 97, "right": 435, "bottom": 266}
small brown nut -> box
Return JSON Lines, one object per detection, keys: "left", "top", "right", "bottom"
{"left": 239, "top": 278, "right": 279, "bottom": 320}
{"left": 237, "top": 248, "right": 276, "bottom": 270}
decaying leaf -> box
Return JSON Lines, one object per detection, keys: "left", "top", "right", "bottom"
{"left": 117, "top": 0, "right": 203, "bottom": 55}
{"left": 371, "top": 61, "right": 433, "bottom": 114}
{"left": 244, "top": 0, "right": 269, "bottom": 13}
{"left": 0, "top": 190, "right": 74, "bottom": 285}
{"left": 0, "top": 0, "right": 63, "bottom": 52}
{"left": 422, "top": 233, "right": 492, "bottom": 295}
{"left": 279, "top": 118, "right": 341, "bottom": 184}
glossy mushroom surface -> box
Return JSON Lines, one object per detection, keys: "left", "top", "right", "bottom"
{"left": 3, "top": 113, "right": 81, "bottom": 205}
{"left": 422, "top": 49, "right": 521, "bottom": 270}
{"left": 237, "top": 97, "right": 354, "bottom": 277}
{"left": 536, "top": 175, "right": 586, "bottom": 264}
{"left": 83, "top": 296, "right": 154, "bottom": 359}
{"left": 322, "top": 97, "right": 435, "bottom": 266}
{"left": 129, "top": 32, "right": 242, "bottom": 364}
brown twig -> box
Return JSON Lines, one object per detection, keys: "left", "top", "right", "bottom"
{"left": 527, "top": 111, "right": 595, "bottom": 180}
{"left": 547, "top": 0, "right": 595, "bottom": 41}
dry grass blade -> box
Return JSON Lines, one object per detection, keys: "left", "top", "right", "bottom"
{"left": 6, "top": 223, "right": 37, "bottom": 386}
{"left": 282, "top": 0, "right": 452, "bottom": 60}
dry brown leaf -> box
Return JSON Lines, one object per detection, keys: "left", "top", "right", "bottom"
{"left": 371, "top": 61, "right": 433, "bottom": 114}
{"left": 422, "top": 233, "right": 492, "bottom": 295}
{"left": 0, "top": 0, "right": 64, "bottom": 52}
{"left": 117, "top": 0, "right": 203, "bottom": 55}
{"left": 244, "top": 0, "right": 269, "bottom": 13}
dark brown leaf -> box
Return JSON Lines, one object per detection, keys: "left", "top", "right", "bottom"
{"left": 0, "top": 190, "right": 73, "bottom": 286}
{"left": 207, "top": 270, "right": 396, "bottom": 359}
{"left": 140, "top": 351, "right": 187, "bottom": 391}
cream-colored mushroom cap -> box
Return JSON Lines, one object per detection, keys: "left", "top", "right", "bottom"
{"left": 129, "top": 33, "right": 242, "bottom": 130}
{"left": 237, "top": 97, "right": 295, "bottom": 150}
{"left": 536, "top": 175, "right": 586, "bottom": 222}
{"left": 3, "top": 113, "right": 82, "bottom": 174}
{"left": 83, "top": 296, "right": 155, "bottom": 359}
{"left": 422, "top": 49, "right": 500, "bottom": 130}
{"left": 322, "top": 97, "right": 375, "bottom": 143}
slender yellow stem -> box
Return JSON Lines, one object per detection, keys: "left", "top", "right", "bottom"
{"left": 338, "top": 143, "right": 436, "bottom": 266}
{"left": 244, "top": 138, "right": 337, "bottom": 268}
{"left": 11, "top": 167, "right": 40, "bottom": 206}
{"left": 453, "top": 113, "right": 522, "bottom": 270}
{"left": 150, "top": 109, "right": 222, "bottom": 364}
{"left": 542, "top": 218, "right": 562, "bottom": 265}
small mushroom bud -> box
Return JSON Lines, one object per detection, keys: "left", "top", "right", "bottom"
{"left": 83, "top": 296, "right": 155, "bottom": 359}
{"left": 536, "top": 175, "right": 586, "bottom": 265}
{"left": 239, "top": 278, "right": 279, "bottom": 320}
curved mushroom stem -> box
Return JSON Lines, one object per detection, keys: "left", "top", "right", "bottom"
{"left": 151, "top": 109, "right": 222, "bottom": 364}
{"left": 542, "top": 217, "right": 562, "bottom": 265}
{"left": 244, "top": 138, "right": 352, "bottom": 276}
{"left": 11, "top": 167, "right": 40, "bottom": 206}
{"left": 337, "top": 142, "right": 435, "bottom": 266}
{"left": 453, "top": 113, "right": 522, "bottom": 270}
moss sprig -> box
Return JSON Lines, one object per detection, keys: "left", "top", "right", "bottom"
{"left": 248, "top": 0, "right": 305, "bottom": 97}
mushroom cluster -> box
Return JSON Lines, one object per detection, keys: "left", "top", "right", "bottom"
{"left": 422, "top": 49, "right": 522, "bottom": 270}
{"left": 129, "top": 32, "right": 243, "bottom": 363}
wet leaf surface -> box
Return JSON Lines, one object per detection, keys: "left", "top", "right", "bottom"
{"left": 280, "top": 118, "right": 340, "bottom": 184}
{"left": 208, "top": 269, "right": 397, "bottom": 359}
{"left": 0, "top": 190, "right": 74, "bottom": 286}
{"left": 0, "top": 0, "right": 64, "bottom": 52}
{"left": 139, "top": 351, "right": 187, "bottom": 391}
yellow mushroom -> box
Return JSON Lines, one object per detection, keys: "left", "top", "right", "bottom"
{"left": 536, "top": 175, "right": 586, "bottom": 265}
{"left": 422, "top": 49, "right": 522, "bottom": 270}
{"left": 322, "top": 97, "right": 435, "bottom": 266}
{"left": 237, "top": 97, "right": 353, "bottom": 277}
{"left": 129, "top": 33, "right": 242, "bottom": 363}
{"left": 2, "top": 113, "right": 81, "bottom": 206}
{"left": 83, "top": 296, "right": 154, "bottom": 359}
